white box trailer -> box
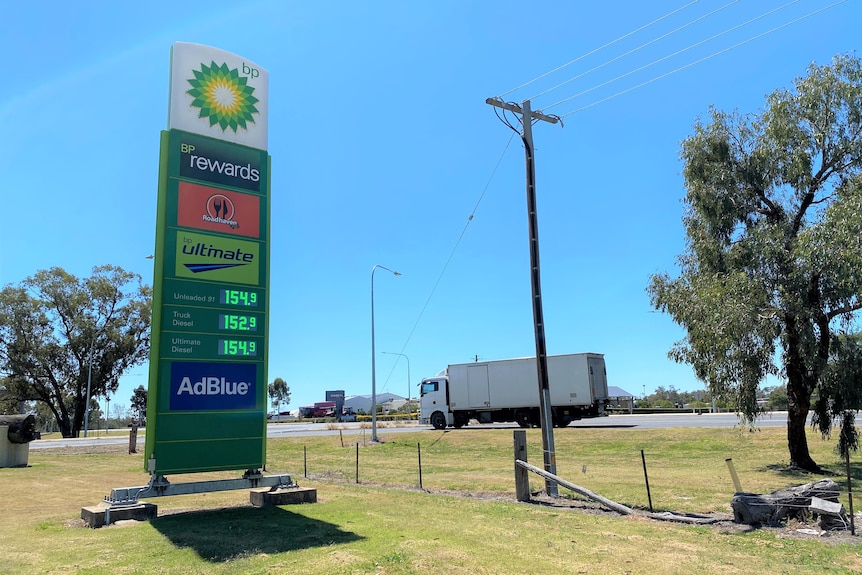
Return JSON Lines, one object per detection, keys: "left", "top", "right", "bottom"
{"left": 419, "top": 353, "right": 609, "bottom": 430}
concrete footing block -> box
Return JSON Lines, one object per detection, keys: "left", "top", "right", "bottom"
{"left": 0, "top": 439, "right": 29, "bottom": 467}
{"left": 81, "top": 502, "right": 158, "bottom": 528}
{"left": 250, "top": 486, "right": 317, "bottom": 507}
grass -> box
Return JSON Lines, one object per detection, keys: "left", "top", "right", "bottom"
{"left": 270, "top": 426, "right": 857, "bottom": 513}
{"left": 2, "top": 425, "right": 861, "bottom": 574}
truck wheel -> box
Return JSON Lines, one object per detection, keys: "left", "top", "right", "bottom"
{"left": 430, "top": 411, "right": 447, "bottom": 430}
{"left": 515, "top": 409, "right": 531, "bottom": 428}
{"left": 453, "top": 413, "right": 469, "bottom": 429}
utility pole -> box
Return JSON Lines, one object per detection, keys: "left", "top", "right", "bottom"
{"left": 486, "top": 97, "right": 560, "bottom": 497}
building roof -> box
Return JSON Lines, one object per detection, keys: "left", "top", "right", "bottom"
{"left": 344, "top": 393, "right": 405, "bottom": 411}
{"left": 607, "top": 386, "right": 635, "bottom": 398}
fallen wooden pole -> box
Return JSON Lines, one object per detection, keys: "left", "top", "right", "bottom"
{"left": 515, "top": 459, "right": 723, "bottom": 525}
{"left": 517, "top": 459, "right": 634, "bottom": 514}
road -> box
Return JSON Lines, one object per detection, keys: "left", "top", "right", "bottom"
{"left": 29, "top": 411, "right": 792, "bottom": 450}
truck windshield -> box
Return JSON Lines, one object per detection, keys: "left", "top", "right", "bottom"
{"left": 420, "top": 381, "right": 438, "bottom": 395}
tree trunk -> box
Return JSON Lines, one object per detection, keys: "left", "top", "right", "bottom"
{"left": 787, "top": 408, "right": 818, "bottom": 471}
{"left": 60, "top": 419, "right": 72, "bottom": 438}
{"left": 783, "top": 312, "right": 821, "bottom": 472}
{"left": 71, "top": 395, "right": 86, "bottom": 438}
{"left": 786, "top": 373, "right": 819, "bottom": 472}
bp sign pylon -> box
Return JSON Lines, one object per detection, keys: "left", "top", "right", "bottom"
{"left": 145, "top": 43, "right": 271, "bottom": 475}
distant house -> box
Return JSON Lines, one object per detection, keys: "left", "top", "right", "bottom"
{"left": 607, "top": 386, "right": 636, "bottom": 411}
{"left": 344, "top": 393, "right": 405, "bottom": 414}
{"left": 608, "top": 386, "right": 635, "bottom": 399}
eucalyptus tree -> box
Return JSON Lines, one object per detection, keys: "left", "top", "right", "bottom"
{"left": 130, "top": 384, "right": 148, "bottom": 422}
{"left": 649, "top": 55, "right": 862, "bottom": 471}
{"left": 0, "top": 266, "right": 151, "bottom": 437}
{"left": 268, "top": 377, "right": 291, "bottom": 413}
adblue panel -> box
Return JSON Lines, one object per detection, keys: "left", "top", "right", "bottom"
{"left": 169, "top": 361, "right": 258, "bottom": 411}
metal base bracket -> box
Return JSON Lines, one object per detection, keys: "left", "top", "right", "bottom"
{"left": 104, "top": 469, "right": 295, "bottom": 507}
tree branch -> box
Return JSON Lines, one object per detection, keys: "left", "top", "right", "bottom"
{"left": 808, "top": 275, "right": 832, "bottom": 383}
{"left": 826, "top": 301, "right": 862, "bottom": 322}
{"left": 810, "top": 193, "right": 837, "bottom": 206}
{"left": 753, "top": 190, "right": 783, "bottom": 225}
{"left": 792, "top": 190, "right": 816, "bottom": 236}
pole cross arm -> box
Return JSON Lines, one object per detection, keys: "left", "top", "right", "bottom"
{"left": 485, "top": 97, "right": 561, "bottom": 125}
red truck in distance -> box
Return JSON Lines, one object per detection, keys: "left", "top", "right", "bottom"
{"left": 297, "top": 401, "right": 357, "bottom": 421}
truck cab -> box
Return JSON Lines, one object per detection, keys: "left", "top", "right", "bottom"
{"left": 419, "top": 375, "right": 451, "bottom": 429}
{"left": 339, "top": 407, "right": 357, "bottom": 422}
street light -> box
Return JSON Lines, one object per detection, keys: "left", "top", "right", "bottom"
{"left": 83, "top": 322, "right": 108, "bottom": 438}
{"left": 382, "top": 351, "right": 410, "bottom": 420}
{"left": 84, "top": 345, "right": 94, "bottom": 437}
{"left": 371, "top": 264, "right": 400, "bottom": 442}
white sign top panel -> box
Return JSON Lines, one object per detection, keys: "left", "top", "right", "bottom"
{"left": 169, "top": 42, "right": 269, "bottom": 151}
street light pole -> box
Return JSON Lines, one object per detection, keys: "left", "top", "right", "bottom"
{"left": 105, "top": 394, "right": 111, "bottom": 435}
{"left": 84, "top": 345, "right": 94, "bottom": 438}
{"left": 371, "top": 265, "right": 400, "bottom": 442}
{"left": 383, "top": 351, "right": 410, "bottom": 419}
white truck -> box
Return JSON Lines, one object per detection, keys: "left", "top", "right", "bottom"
{"left": 419, "top": 353, "right": 609, "bottom": 430}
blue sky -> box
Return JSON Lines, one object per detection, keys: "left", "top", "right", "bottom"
{"left": 1, "top": 0, "right": 858, "bottom": 414}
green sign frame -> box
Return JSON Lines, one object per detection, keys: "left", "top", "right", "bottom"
{"left": 145, "top": 129, "right": 271, "bottom": 475}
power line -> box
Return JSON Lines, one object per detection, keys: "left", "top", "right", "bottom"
{"left": 544, "top": 0, "right": 804, "bottom": 112}
{"left": 526, "top": 0, "right": 741, "bottom": 102}
{"left": 558, "top": 0, "right": 848, "bottom": 118}
{"left": 498, "top": 0, "right": 704, "bottom": 98}
{"left": 379, "top": 132, "right": 518, "bottom": 392}
{"left": 378, "top": 0, "right": 848, "bottom": 392}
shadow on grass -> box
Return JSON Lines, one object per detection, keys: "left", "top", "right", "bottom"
{"left": 762, "top": 463, "right": 822, "bottom": 478}
{"left": 761, "top": 462, "right": 856, "bottom": 480}
{"left": 151, "top": 506, "right": 362, "bottom": 562}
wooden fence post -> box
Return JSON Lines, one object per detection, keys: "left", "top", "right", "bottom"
{"left": 128, "top": 422, "right": 138, "bottom": 454}
{"left": 514, "top": 430, "right": 530, "bottom": 501}
{"left": 418, "top": 442, "right": 423, "bottom": 489}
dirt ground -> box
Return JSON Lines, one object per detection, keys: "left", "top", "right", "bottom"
{"left": 526, "top": 491, "right": 862, "bottom": 546}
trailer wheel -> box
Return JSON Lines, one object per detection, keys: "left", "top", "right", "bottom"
{"left": 453, "top": 412, "right": 469, "bottom": 429}
{"left": 515, "top": 409, "right": 531, "bottom": 428}
{"left": 430, "top": 411, "right": 447, "bottom": 430}
{"left": 552, "top": 410, "right": 571, "bottom": 428}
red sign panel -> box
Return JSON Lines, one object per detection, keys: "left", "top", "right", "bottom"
{"left": 177, "top": 181, "right": 261, "bottom": 238}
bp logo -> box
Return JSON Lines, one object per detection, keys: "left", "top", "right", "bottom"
{"left": 187, "top": 61, "right": 260, "bottom": 133}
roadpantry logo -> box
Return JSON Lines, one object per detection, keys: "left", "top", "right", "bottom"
{"left": 177, "top": 181, "right": 261, "bottom": 238}
{"left": 203, "top": 193, "right": 239, "bottom": 229}
{"left": 187, "top": 61, "right": 260, "bottom": 133}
